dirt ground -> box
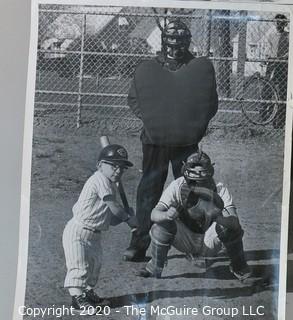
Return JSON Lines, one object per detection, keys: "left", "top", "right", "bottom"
{"left": 23, "top": 126, "right": 285, "bottom": 320}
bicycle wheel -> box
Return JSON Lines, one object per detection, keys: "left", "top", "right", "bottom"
{"left": 241, "top": 76, "right": 279, "bottom": 125}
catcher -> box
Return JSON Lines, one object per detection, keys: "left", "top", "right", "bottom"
{"left": 138, "top": 150, "right": 252, "bottom": 282}
{"left": 62, "top": 144, "right": 138, "bottom": 313}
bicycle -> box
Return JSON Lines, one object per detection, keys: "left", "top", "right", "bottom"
{"left": 239, "top": 65, "right": 280, "bottom": 126}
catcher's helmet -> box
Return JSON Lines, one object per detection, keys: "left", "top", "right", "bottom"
{"left": 182, "top": 151, "right": 214, "bottom": 183}
{"left": 161, "top": 19, "right": 191, "bottom": 60}
{"left": 98, "top": 144, "right": 133, "bottom": 167}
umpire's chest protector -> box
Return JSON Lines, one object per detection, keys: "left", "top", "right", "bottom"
{"left": 134, "top": 57, "right": 217, "bottom": 146}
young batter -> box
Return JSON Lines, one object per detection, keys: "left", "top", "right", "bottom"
{"left": 62, "top": 144, "right": 137, "bottom": 312}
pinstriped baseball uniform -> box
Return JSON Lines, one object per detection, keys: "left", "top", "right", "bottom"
{"left": 63, "top": 170, "right": 116, "bottom": 289}
{"left": 157, "top": 177, "right": 235, "bottom": 256}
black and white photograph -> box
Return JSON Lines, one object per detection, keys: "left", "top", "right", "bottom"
{"left": 14, "top": 1, "right": 293, "bottom": 319}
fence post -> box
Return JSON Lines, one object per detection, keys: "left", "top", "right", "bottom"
{"left": 236, "top": 11, "right": 247, "bottom": 101}
{"left": 77, "top": 14, "right": 86, "bottom": 128}
{"left": 203, "top": 10, "right": 212, "bottom": 56}
{"left": 214, "top": 10, "right": 233, "bottom": 98}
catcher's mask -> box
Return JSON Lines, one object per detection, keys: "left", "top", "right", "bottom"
{"left": 161, "top": 19, "right": 191, "bottom": 60}
{"left": 182, "top": 151, "right": 214, "bottom": 184}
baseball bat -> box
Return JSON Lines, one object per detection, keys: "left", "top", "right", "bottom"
{"left": 100, "top": 135, "right": 131, "bottom": 212}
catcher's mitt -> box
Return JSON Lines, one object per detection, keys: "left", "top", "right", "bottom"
{"left": 182, "top": 186, "right": 224, "bottom": 232}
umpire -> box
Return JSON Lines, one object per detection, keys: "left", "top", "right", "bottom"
{"left": 124, "top": 19, "right": 218, "bottom": 261}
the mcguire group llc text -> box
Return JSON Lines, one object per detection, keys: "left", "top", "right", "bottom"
{"left": 125, "top": 305, "right": 265, "bottom": 317}
{"left": 18, "top": 304, "right": 265, "bottom": 318}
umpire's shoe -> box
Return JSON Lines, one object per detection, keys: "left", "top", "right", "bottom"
{"left": 123, "top": 232, "right": 150, "bottom": 262}
{"left": 123, "top": 247, "right": 147, "bottom": 262}
{"left": 71, "top": 293, "right": 96, "bottom": 315}
{"left": 83, "top": 289, "right": 111, "bottom": 307}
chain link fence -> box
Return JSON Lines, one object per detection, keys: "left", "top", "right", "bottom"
{"left": 35, "top": 4, "right": 289, "bottom": 137}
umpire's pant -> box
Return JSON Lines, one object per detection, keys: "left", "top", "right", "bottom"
{"left": 136, "top": 143, "right": 198, "bottom": 237}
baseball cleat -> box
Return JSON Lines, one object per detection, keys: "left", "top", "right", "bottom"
{"left": 71, "top": 293, "right": 96, "bottom": 315}
{"left": 229, "top": 264, "right": 252, "bottom": 282}
{"left": 136, "top": 267, "right": 162, "bottom": 278}
{"left": 83, "top": 289, "right": 111, "bottom": 307}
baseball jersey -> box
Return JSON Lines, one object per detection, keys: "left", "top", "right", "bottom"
{"left": 158, "top": 177, "right": 235, "bottom": 217}
{"left": 72, "top": 170, "right": 116, "bottom": 231}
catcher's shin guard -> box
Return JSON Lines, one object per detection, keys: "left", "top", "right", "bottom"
{"left": 216, "top": 224, "right": 248, "bottom": 272}
{"left": 141, "top": 221, "right": 177, "bottom": 278}
{"left": 143, "top": 243, "right": 170, "bottom": 278}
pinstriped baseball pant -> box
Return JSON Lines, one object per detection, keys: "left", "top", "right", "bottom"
{"left": 62, "top": 219, "right": 102, "bottom": 289}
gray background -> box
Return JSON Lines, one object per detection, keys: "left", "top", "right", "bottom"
{"left": 0, "top": 0, "right": 30, "bottom": 319}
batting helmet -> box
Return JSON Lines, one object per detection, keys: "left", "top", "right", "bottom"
{"left": 161, "top": 19, "right": 191, "bottom": 60}
{"left": 182, "top": 151, "right": 214, "bottom": 183}
{"left": 98, "top": 144, "right": 133, "bottom": 167}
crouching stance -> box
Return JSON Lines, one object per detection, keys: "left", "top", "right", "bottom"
{"left": 139, "top": 151, "right": 251, "bottom": 282}
{"left": 62, "top": 144, "right": 138, "bottom": 313}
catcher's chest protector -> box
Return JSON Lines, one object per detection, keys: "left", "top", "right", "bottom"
{"left": 134, "top": 57, "right": 217, "bottom": 146}
{"left": 179, "top": 182, "right": 219, "bottom": 234}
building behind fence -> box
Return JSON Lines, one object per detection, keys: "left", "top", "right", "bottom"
{"left": 35, "top": 4, "right": 289, "bottom": 136}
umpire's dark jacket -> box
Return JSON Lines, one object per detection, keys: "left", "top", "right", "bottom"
{"left": 128, "top": 52, "right": 218, "bottom": 146}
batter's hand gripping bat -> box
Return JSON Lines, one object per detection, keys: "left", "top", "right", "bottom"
{"left": 100, "top": 136, "right": 137, "bottom": 231}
